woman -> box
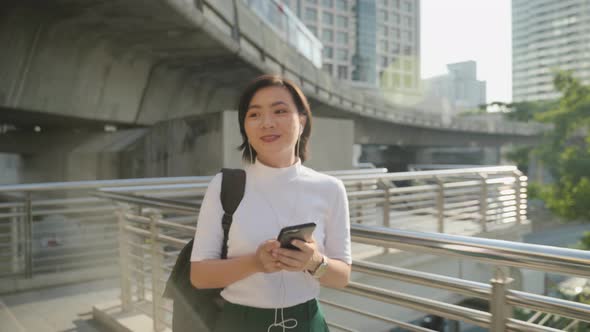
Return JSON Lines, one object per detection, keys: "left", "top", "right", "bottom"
{"left": 190, "top": 75, "right": 351, "bottom": 332}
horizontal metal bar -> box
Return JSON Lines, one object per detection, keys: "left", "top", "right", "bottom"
{"left": 507, "top": 290, "right": 590, "bottom": 323}
{"left": 124, "top": 214, "right": 151, "bottom": 225}
{"left": 30, "top": 197, "right": 107, "bottom": 207}
{"left": 352, "top": 260, "right": 491, "bottom": 300}
{"left": 32, "top": 256, "right": 118, "bottom": 273}
{"left": 0, "top": 202, "right": 24, "bottom": 208}
{"left": 28, "top": 205, "right": 116, "bottom": 217}
{"left": 99, "top": 191, "right": 198, "bottom": 213}
{"left": 443, "top": 180, "right": 481, "bottom": 189}
{"left": 125, "top": 225, "right": 151, "bottom": 237}
{"left": 156, "top": 233, "right": 189, "bottom": 247}
{"left": 0, "top": 176, "right": 214, "bottom": 193}
{"left": 154, "top": 219, "right": 195, "bottom": 233}
{"left": 389, "top": 184, "right": 438, "bottom": 194}
{"left": 325, "top": 321, "right": 359, "bottom": 332}
{"left": 350, "top": 224, "right": 590, "bottom": 278}
{"left": 389, "top": 192, "right": 437, "bottom": 203}
{"left": 343, "top": 282, "right": 491, "bottom": 328}
{"left": 319, "top": 298, "right": 435, "bottom": 332}
{"left": 338, "top": 166, "right": 517, "bottom": 182}
{"left": 506, "top": 318, "right": 564, "bottom": 332}
{"left": 32, "top": 248, "right": 118, "bottom": 264}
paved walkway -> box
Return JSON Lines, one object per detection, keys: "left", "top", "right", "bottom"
{"left": 0, "top": 278, "right": 119, "bottom": 332}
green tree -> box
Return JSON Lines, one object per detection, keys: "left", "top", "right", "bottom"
{"left": 533, "top": 71, "right": 590, "bottom": 221}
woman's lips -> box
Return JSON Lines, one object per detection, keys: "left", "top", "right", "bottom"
{"left": 260, "top": 135, "right": 280, "bottom": 143}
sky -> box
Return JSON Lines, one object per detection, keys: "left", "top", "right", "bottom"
{"left": 420, "top": 0, "right": 512, "bottom": 103}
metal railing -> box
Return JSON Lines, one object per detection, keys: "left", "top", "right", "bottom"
{"left": 0, "top": 166, "right": 526, "bottom": 284}
{"left": 107, "top": 191, "right": 590, "bottom": 332}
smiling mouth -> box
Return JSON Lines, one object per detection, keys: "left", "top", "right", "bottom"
{"left": 260, "top": 135, "right": 280, "bottom": 142}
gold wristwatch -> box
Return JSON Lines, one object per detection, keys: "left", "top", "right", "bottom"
{"left": 310, "top": 255, "right": 328, "bottom": 279}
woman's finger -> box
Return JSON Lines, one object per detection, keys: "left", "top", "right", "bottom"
{"left": 290, "top": 239, "right": 314, "bottom": 253}
{"left": 277, "top": 254, "right": 302, "bottom": 269}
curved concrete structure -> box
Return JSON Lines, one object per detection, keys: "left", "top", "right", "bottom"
{"left": 1, "top": 0, "right": 545, "bottom": 147}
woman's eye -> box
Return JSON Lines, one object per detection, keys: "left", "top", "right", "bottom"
{"left": 275, "top": 109, "right": 287, "bottom": 114}
{"left": 248, "top": 113, "right": 259, "bottom": 118}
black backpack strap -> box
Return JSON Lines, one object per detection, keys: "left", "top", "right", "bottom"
{"left": 220, "top": 168, "right": 246, "bottom": 259}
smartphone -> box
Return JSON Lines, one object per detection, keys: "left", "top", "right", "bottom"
{"left": 277, "top": 222, "right": 317, "bottom": 251}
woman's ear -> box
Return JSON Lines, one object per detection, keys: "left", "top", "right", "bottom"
{"left": 299, "top": 117, "right": 306, "bottom": 135}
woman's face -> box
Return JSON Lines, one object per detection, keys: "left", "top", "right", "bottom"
{"left": 245, "top": 86, "right": 306, "bottom": 167}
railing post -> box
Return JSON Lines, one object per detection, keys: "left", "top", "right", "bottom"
{"left": 513, "top": 170, "right": 523, "bottom": 225}
{"left": 117, "top": 205, "right": 132, "bottom": 312}
{"left": 24, "top": 191, "right": 33, "bottom": 278}
{"left": 377, "top": 179, "right": 391, "bottom": 228}
{"left": 435, "top": 177, "right": 445, "bottom": 233}
{"left": 490, "top": 266, "right": 513, "bottom": 332}
{"left": 148, "top": 210, "right": 164, "bottom": 332}
{"left": 479, "top": 174, "right": 488, "bottom": 232}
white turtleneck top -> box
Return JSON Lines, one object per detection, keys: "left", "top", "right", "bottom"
{"left": 190, "top": 159, "right": 351, "bottom": 308}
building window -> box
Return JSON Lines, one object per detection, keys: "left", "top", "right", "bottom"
{"left": 335, "top": 0, "right": 347, "bottom": 11}
{"left": 336, "top": 15, "right": 348, "bottom": 27}
{"left": 336, "top": 31, "right": 348, "bottom": 44}
{"left": 391, "top": 56, "right": 400, "bottom": 68}
{"left": 392, "top": 28, "right": 400, "bottom": 39}
{"left": 322, "top": 0, "right": 333, "bottom": 7}
{"left": 403, "top": 16, "right": 412, "bottom": 27}
{"left": 379, "top": 24, "right": 387, "bottom": 36}
{"left": 380, "top": 40, "right": 388, "bottom": 51}
{"left": 393, "top": 14, "right": 400, "bottom": 24}
{"left": 336, "top": 48, "right": 348, "bottom": 61}
{"left": 404, "top": 0, "right": 412, "bottom": 12}
{"left": 322, "top": 29, "right": 333, "bottom": 41}
{"left": 378, "top": 10, "right": 388, "bottom": 21}
{"left": 403, "top": 59, "right": 413, "bottom": 71}
{"left": 403, "top": 30, "right": 412, "bottom": 41}
{"left": 323, "top": 63, "right": 333, "bottom": 74}
{"left": 323, "top": 12, "right": 333, "bottom": 25}
{"left": 338, "top": 65, "right": 348, "bottom": 79}
{"left": 305, "top": 8, "right": 317, "bottom": 20}
{"left": 380, "top": 0, "right": 388, "bottom": 7}
{"left": 323, "top": 46, "right": 333, "bottom": 58}
{"left": 403, "top": 45, "right": 412, "bottom": 55}
{"left": 381, "top": 56, "right": 388, "bottom": 67}
{"left": 392, "top": 43, "right": 400, "bottom": 53}
{"left": 404, "top": 75, "right": 413, "bottom": 88}
{"left": 393, "top": 74, "right": 401, "bottom": 87}
{"left": 309, "top": 26, "right": 318, "bottom": 36}
{"left": 307, "top": 0, "right": 318, "bottom": 4}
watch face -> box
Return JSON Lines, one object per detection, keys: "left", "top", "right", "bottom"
{"left": 313, "top": 256, "right": 328, "bottom": 278}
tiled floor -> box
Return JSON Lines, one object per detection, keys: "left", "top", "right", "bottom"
{"left": 0, "top": 278, "right": 119, "bottom": 332}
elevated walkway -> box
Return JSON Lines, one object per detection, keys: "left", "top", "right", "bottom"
{"left": 1, "top": 166, "right": 589, "bottom": 331}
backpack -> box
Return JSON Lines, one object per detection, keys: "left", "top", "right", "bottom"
{"left": 162, "top": 168, "right": 246, "bottom": 332}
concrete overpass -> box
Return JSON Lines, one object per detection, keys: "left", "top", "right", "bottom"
{"left": 0, "top": 1, "right": 546, "bottom": 181}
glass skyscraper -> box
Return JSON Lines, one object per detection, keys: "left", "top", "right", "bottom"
{"left": 512, "top": 0, "right": 590, "bottom": 102}
{"left": 283, "top": 0, "right": 420, "bottom": 94}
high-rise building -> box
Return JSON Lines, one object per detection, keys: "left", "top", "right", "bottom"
{"left": 283, "top": 0, "right": 420, "bottom": 94}
{"left": 512, "top": 0, "right": 590, "bottom": 102}
{"left": 421, "top": 61, "right": 487, "bottom": 115}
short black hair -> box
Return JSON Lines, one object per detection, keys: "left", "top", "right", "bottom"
{"left": 237, "top": 74, "right": 313, "bottom": 163}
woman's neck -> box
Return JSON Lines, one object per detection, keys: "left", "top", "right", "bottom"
{"left": 256, "top": 154, "right": 298, "bottom": 168}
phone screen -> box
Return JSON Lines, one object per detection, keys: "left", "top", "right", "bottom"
{"left": 277, "top": 222, "right": 316, "bottom": 251}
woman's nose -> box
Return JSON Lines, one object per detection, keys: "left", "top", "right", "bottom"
{"left": 261, "top": 114, "right": 275, "bottom": 128}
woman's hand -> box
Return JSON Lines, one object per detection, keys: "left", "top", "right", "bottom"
{"left": 273, "top": 238, "right": 322, "bottom": 272}
{"left": 255, "top": 240, "right": 282, "bottom": 273}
